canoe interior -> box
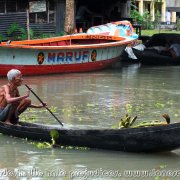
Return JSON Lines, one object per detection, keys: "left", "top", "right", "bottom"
{"left": 8, "top": 34, "right": 126, "bottom": 47}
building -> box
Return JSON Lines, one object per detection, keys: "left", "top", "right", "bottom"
{"left": 134, "top": 0, "right": 180, "bottom": 24}
{"left": 166, "top": 0, "right": 180, "bottom": 21}
{"left": 0, "top": 0, "right": 131, "bottom": 39}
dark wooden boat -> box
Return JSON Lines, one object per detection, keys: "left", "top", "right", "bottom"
{"left": 121, "top": 33, "right": 180, "bottom": 65}
{"left": 135, "top": 49, "right": 180, "bottom": 66}
{"left": 0, "top": 121, "right": 180, "bottom": 153}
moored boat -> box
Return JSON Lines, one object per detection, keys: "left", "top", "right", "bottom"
{"left": 121, "top": 33, "right": 180, "bottom": 65}
{"left": 0, "top": 21, "right": 138, "bottom": 76}
{"left": 0, "top": 121, "right": 180, "bottom": 153}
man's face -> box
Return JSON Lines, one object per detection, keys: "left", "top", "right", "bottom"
{"left": 13, "top": 73, "right": 23, "bottom": 86}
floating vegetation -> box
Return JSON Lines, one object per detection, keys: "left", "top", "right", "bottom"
{"left": 20, "top": 106, "right": 58, "bottom": 123}
{"left": 155, "top": 102, "right": 165, "bottom": 108}
{"left": 125, "top": 104, "right": 133, "bottom": 114}
{"left": 86, "top": 103, "right": 96, "bottom": 107}
{"left": 32, "top": 142, "right": 52, "bottom": 149}
{"left": 28, "top": 129, "right": 90, "bottom": 151}
{"left": 30, "top": 141, "right": 89, "bottom": 150}
{"left": 20, "top": 114, "right": 37, "bottom": 123}
{"left": 49, "top": 106, "right": 58, "bottom": 113}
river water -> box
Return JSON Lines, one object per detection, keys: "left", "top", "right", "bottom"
{"left": 0, "top": 63, "right": 180, "bottom": 180}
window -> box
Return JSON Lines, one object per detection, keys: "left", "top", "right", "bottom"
{"left": 6, "top": 0, "right": 16, "bottom": 12}
{"left": 17, "top": 0, "right": 27, "bottom": 12}
{"left": 0, "top": 0, "right": 5, "bottom": 13}
{"left": 29, "top": 1, "right": 55, "bottom": 24}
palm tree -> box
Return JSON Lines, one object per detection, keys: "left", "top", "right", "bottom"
{"left": 64, "top": 0, "right": 75, "bottom": 34}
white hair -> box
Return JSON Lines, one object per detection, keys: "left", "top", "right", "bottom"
{"left": 7, "top": 69, "right": 21, "bottom": 81}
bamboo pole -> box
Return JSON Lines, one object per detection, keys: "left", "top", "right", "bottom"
{"left": 27, "top": 9, "right": 30, "bottom": 40}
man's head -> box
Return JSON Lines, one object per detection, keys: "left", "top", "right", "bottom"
{"left": 7, "top": 69, "right": 22, "bottom": 82}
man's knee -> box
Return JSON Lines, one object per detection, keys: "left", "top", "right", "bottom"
{"left": 24, "top": 98, "right": 31, "bottom": 106}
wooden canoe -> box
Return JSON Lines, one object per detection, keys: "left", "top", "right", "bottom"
{"left": 0, "top": 121, "right": 180, "bottom": 153}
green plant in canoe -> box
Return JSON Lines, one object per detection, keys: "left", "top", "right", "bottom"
{"left": 113, "top": 114, "right": 170, "bottom": 129}
{"left": 50, "top": 129, "right": 60, "bottom": 146}
{"left": 31, "top": 129, "right": 59, "bottom": 149}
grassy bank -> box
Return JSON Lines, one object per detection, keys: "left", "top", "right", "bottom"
{"left": 141, "top": 30, "right": 180, "bottom": 36}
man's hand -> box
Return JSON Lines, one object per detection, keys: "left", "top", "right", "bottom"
{"left": 24, "top": 90, "right": 30, "bottom": 98}
{"left": 41, "top": 102, "right": 47, "bottom": 108}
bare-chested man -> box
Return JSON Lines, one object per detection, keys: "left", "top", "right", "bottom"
{"left": 0, "top": 69, "right": 46, "bottom": 125}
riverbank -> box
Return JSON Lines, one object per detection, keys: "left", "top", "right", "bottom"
{"left": 141, "top": 29, "right": 180, "bottom": 36}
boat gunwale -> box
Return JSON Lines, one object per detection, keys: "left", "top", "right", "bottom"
{"left": 1, "top": 121, "right": 180, "bottom": 134}
{"left": 0, "top": 34, "right": 136, "bottom": 50}
{"left": 9, "top": 34, "right": 126, "bottom": 45}
{"left": 0, "top": 40, "right": 134, "bottom": 50}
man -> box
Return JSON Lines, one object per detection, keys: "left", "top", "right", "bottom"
{"left": 0, "top": 69, "right": 46, "bottom": 125}
{"left": 166, "top": 10, "right": 171, "bottom": 25}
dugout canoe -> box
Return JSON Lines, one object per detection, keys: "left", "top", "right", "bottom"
{"left": 0, "top": 121, "right": 180, "bottom": 153}
{"left": 0, "top": 21, "right": 138, "bottom": 76}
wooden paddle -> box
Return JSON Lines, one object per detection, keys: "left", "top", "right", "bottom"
{"left": 25, "top": 84, "right": 63, "bottom": 126}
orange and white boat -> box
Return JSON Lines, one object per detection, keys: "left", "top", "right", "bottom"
{"left": 0, "top": 21, "right": 138, "bottom": 76}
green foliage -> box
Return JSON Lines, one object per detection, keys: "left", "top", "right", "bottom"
{"left": 177, "top": 18, "right": 180, "bottom": 31}
{"left": 7, "top": 23, "right": 35, "bottom": 40}
{"left": 154, "top": 10, "right": 161, "bottom": 29}
{"left": 7, "top": 23, "right": 20, "bottom": 36}
{"left": 130, "top": 10, "right": 144, "bottom": 24}
{"left": 142, "top": 9, "right": 153, "bottom": 29}
{"left": 125, "top": 104, "right": 133, "bottom": 114}
{"left": 38, "top": 33, "right": 54, "bottom": 39}
{"left": 0, "top": 34, "right": 5, "bottom": 41}
{"left": 130, "top": 9, "right": 154, "bottom": 30}
{"left": 18, "top": 27, "right": 27, "bottom": 39}
{"left": 141, "top": 29, "right": 180, "bottom": 36}
{"left": 50, "top": 130, "right": 59, "bottom": 145}
{"left": 33, "top": 142, "right": 52, "bottom": 149}
{"left": 117, "top": 114, "right": 137, "bottom": 129}
{"left": 19, "top": 27, "right": 34, "bottom": 40}
{"left": 112, "top": 113, "right": 169, "bottom": 129}
{"left": 154, "top": 102, "right": 165, "bottom": 108}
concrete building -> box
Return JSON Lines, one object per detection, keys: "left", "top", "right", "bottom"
{"left": 134, "top": 0, "right": 180, "bottom": 23}
{"left": 0, "top": 0, "right": 131, "bottom": 39}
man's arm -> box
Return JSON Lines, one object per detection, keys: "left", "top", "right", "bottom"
{"left": 4, "top": 85, "right": 30, "bottom": 104}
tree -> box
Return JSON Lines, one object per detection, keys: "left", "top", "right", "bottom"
{"left": 64, "top": 0, "right": 75, "bottom": 34}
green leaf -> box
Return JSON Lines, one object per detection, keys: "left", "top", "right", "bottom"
{"left": 50, "top": 130, "right": 59, "bottom": 145}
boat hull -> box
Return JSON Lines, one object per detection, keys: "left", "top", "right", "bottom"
{"left": 0, "top": 121, "right": 180, "bottom": 152}
{"left": 0, "top": 58, "right": 118, "bottom": 76}
{"left": 0, "top": 42, "right": 126, "bottom": 76}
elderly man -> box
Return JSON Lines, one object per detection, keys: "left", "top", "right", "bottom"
{"left": 0, "top": 69, "right": 46, "bottom": 125}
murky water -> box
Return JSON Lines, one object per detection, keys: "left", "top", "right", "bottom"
{"left": 0, "top": 63, "right": 180, "bottom": 179}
